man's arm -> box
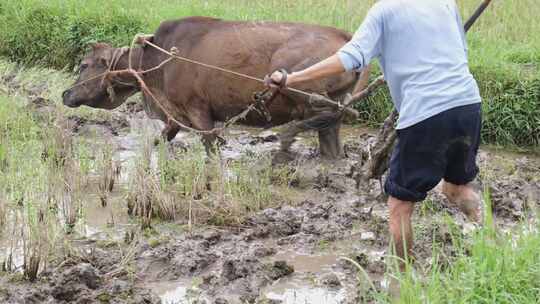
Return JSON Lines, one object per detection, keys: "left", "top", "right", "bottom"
{"left": 268, "top": 4, "right": 384, "bottom": 88}
{"left": 269, "top": 54, "right": 346, "bottom": 87}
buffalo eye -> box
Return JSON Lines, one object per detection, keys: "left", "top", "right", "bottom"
{"left": 98, "top": 58, "right": 108, "bottom": 67}
{"left": 80, "top": 63, "right": 89, "bottom": 71}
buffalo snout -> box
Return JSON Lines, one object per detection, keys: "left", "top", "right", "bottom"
{"left": 62, "top": 89, "right": 79, "bottom": 108}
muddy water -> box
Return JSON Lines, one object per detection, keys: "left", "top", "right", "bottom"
{"left": 144, "top": 279, "right": 210, "bottom": 304}
{"left": 98, "top": 121, "right": 372, "bottom": 303}
{"left": 264, "top": 251, "right": 348, "bottom": 303}
{"left": 77, "top": 185, "right": 131, "bottom": 240}
{"left": 0, "top": 211, "right": 24, "bottom": 270}
{"left": 271, "top": 250, "right": 339, "bottom": 273}
{"left": 265, "top": 282, "right": 347, "bottom": 304}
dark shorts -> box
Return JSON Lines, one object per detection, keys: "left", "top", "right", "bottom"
{"left": 384, "top": 103, "right": 482, "bottom": 202}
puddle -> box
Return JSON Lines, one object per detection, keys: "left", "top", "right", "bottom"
{"left": 263, "top": 250, "right": 349, "bottom": 304}
{"left": 265, "top": 280, "right": 347, "bottom": 304}
{"left": 0, "top": 236, "right": 24, "bottom": 270}
{"left": 146, "top": 281, "right": 188, "bottom": 304}
{"left": 77, "top": 187, "right": 131, "bottom": 240}
{"left": 144, "top": 280, "right": 209, "bottom": 304}
{"left": 272, "top": 250, "right": 339, "bottom": 273}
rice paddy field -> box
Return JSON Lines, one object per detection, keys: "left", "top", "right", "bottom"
{"left": 0, "top": 1, "right": 539, "bottom": 303}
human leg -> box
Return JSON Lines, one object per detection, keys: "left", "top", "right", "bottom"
{"left": 388, "top": 196, "right": 415, "bottom": 270}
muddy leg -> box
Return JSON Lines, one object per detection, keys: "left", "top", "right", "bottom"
{"left": 279, "top": 121, "right": 306, "bottom": 153}
{"left": 442, "top": 181, "right": 482, "bottom": 223}
{"left": 388, "top": 196, "right": 414, "bottom": 271}
{"left": 202, "top": 134, "right": 219, "bottom": 157}
{"left": 272, "top": 121, "right": 306, "bottom": 164}
{"left": 279, "top": 112, "right": 342, "bottom": 155}
{"left": 318, "top": 117, "right": 343, "bottom": 159}
{"left": 187, "top": 108, "right": 218, "bottom": 158}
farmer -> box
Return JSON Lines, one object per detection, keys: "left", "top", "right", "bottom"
{"left": 266, "top": 0, "right": 482, "bottom": 267}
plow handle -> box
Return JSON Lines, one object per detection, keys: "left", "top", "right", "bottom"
{"left": 464, "top": 0, "right": 493, "bottom": 32}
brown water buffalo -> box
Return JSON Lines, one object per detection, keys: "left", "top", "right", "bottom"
{"left": 62, "top": 16, "right": 365, "bottom": 159}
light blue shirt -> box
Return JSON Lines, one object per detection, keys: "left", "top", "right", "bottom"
{"left": 338, "top": 0, "right": 481, "bottom": 129}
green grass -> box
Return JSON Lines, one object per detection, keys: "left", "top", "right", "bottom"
{"left": 390, "top": 226, "right": 540, "bottom": 303}
{"left": 1, "top": 0, "right": 538, "bottom": 79}
{"left": 0, "top": 0, "right": 538, "bottom": 147}
{"left": 381, "top": 193, "right": 540, "bottom": 304}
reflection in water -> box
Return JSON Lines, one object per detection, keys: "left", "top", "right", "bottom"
{"left": 77, "top": 186, "right": 130, "bottom": 240}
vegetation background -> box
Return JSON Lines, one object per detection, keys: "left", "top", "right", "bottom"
{"left": 0, "top": 0, "right": 538, "bottom": 147}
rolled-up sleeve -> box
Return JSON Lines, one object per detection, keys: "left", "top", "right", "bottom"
{"left": 338, "top": 5, "right": 384, "bottom": 71}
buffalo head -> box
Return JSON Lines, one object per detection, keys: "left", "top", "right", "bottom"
{"left": 62, "top": 43, "right": 137, "bottom": 110}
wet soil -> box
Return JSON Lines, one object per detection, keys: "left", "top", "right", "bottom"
{"left": 1, "top": 74, "right": 539, "bottom": 303}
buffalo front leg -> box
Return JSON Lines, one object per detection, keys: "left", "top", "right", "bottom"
{"left": 318, "top": 115, "right": 343, "bottom": 159}
{"left": 154, "top": 121, "right": 181, "bottom": 146}
{"left": 202, "top": 133, "right": 220, "bottom": 156}
{"left": 274, "top": 121, "right": 306, "bottom": 164}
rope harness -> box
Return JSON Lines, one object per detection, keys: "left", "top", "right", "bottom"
{"left": 66, "top": 33, "right": 378, "bottom": 136}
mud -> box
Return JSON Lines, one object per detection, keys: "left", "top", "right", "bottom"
{"left": 0, "top": 252, "right": 161, "bottom": 304}
{"left": 1, "top": 72, "right": 540, "bottom": 303}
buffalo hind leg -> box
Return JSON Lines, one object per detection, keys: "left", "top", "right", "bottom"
{"left": 277, "top": 112, "right": 342, "bottom": 162}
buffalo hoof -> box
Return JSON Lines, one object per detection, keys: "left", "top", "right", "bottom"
{"left": 153, "top": 137, "right": 164, "bottom": 146}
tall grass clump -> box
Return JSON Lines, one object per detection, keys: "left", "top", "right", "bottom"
{"left": 127, "top": 138, "right": 295, "bottom": 228}
{"left": 43, "top": 117, "right": 89, "bottom": 233}
{"left": 0, "top": 94, "right": 61, "bottom": 279}
{"left": 96, "top": 145, "right": 120, "bottom": 207}
{"left": 0, "top": 195, "right": 6, "bottom": 234}
{"left": 0, "top": 94, "right": 90, "bottom": 278}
